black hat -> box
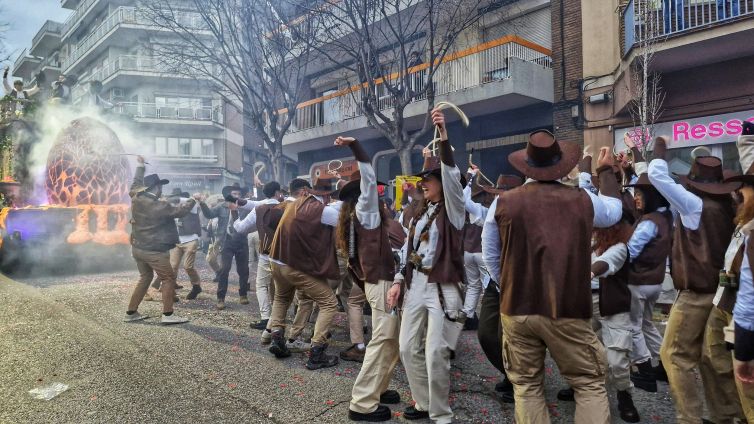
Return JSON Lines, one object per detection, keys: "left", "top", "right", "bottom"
{"left": 168, "top": 187, "right": 190, "bottom": 198}
{"left": 412, "top": 156, "right": 467, "bottom": 187}
{"left": 263, "top": 181, "right": 282, "bottom": 198}
{"left": 143, "top": 174, "right": 170, "bottom": 190}
{"left": 289, "top": 178, "right": 311, "bottom": 193}
{"left": 222, "top": 185, "right": 249, "bottom": 202}
{"left": 337, "top": 170, "right": 387, "bottom": 201}
{"left": 743, "top": 120, "right": 754, "bottom": 136}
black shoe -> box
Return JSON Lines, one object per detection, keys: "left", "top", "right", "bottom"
{"left": 463, "top": 314, "right": 479, "bottom": 331}
{"left": 175, "top": 284, "right": 184, "bottom": 290}
{"left": 379, "top": 390, "right": 400, "bottom": 404}
{"left": 495, "top": 377, "right": 515, "bottom": 403}
{"left": 449, "top": 350, "right": 456, "bottom": 360}
{"left": 654, "top": 360, "right": 669, "bottom": 383}
{"left": 269, "top": 330, "right": 291, "bottom": 358}
{"left": 630, "top": 360, "right": 657, "bottom": 393}
{"left": 186, "top": 285, "right": 202, "bottom": 300}
{"left": 306, "top": 344, "right": 339, "bottom": 370}
{"left": 403, "top": 406, "right": 429, "bottom": 420}
{"left": 617, "top": 390, "right": 640, "bottom": 423}
{"left": 557, "top": 387, "right": 575, "bottom": 402}
{"left": 212, "top": 273, "right": 220, "bottom": 283}
{"left": 363, "top": 302, "right": 372, "bottom": 316}
{"left": 348, "top": 405, "right": 391, "bottom": 422}
{"left": 251, "top": 319, "right": 269, "bottom": 330}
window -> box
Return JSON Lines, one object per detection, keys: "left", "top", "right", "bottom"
{"left": 167, "top": 138, "right": 179, "bottom": 155}
{"left": 155, "top": 137, "right": 167, "bottom": 155}
{"left": 202, "top": 139, "right": 214, "bottom": 156}
{"left": 154, "top": 137, "right": 214, "bottom": 157}
{"left": 179, "top": 138, "right": 191, "bottom": 155}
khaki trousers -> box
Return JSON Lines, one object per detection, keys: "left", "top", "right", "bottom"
{"left": 206, "top": 241, "right": 221, "bottom": 273}
{"left": 270, "top": 263, "right": 337, "bottom": 345}
{"left": 350, "top": 280, "right": 400, "bottom": 414}
{"left": 347, "top": 284, "right": 367, "bottom": 345}
{"left": 734, "top": 349, "right": 754, "bottom": 422}
{"left": 398, "top": 272, "right": 462, "bottom": 424}
{"left": 660, "top": 290, "right": 727, "bottom": 424}
{"left": 128, "top": 247, "right": 176, "bottom": 313}
{"left": 290, "top": 290, "right": 314, "bottom": 340}
{"left": 255, "top": 255, "right": 274, "bottom": 320}
{"left": 171, "top": 240, "right": 200, "bottom": 284}
{"left": 591, "top": 294, "right": 633, "bottom": 392}
{"left": 502, "top": 314, "right": 610, "bottom": 424}
{"left": 700, "top": 307, "right": 744, "bottom": 423}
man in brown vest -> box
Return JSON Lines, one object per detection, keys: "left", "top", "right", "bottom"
{"left": 649, "top": 137, "right": 742, "bottom": 424}
{"left": 267, "top": 178, "right": 342, "bottom": 370}
{"left": 483, "top": 131, "right": 622, "bottom": 423}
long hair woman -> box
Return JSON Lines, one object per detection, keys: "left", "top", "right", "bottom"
{"left": 386, "top": 108, "right": 466, "bottom": 423}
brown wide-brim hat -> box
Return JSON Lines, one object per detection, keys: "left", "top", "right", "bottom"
{"left": 673, "top": 156, "right": 741, "bottom": 195}
{"left": 508, "top": 130, "right": 580, "bottom": 181}
{"left": 412, "top": 156, "right": 467, "bottom": 187}
{"left": 309, "top": 177, "right": 337, "bottom": 196}
{"left": 481, "top": 174, "right": 524, "bottom": 195}
{"left": 338, "top": 170, "right": 387, "bottom": 201}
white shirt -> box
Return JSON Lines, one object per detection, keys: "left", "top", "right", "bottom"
{"left": 648, "top": 158, "right": 703, "bottom": 230}
{"left": 233, "top": 197, "right": 280, "bottom": 234}
{"left": 395, "top": 163, "right": 465, "bottom": 281}
{"left": 462, "top": 179, "right": 488, "bottom": 226}
{"left": 177, "top": 200, "right": 200, "bottom": 244}
{"left": 356, "top": 162, "right": 380, "bottom": 230}
{"left": 591, "top": 243, "right": 628, "bottom": 290}
{"left": 481, "top": 179, "right": 623, "bottom": 284}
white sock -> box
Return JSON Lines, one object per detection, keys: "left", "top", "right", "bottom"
{"left": 356, "top": 343, "right": 365, "bottom": 350}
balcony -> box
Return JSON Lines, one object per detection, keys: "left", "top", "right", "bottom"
{"left": 115, "top": 102, "right": 223, "bottom": 126}
{"left": 12, "top": 49, "right": 42, "bottom": 80}
{"left": 30, "top": 20, "right": 64, "bottom": 57}
{"left": 61, "top": 7, "right": 206, "bottom": 74}
{"left": 623, "top": 0, "right": 754, "bottom": 71}
{"left": 61, "top": 0, "right": 103, "bottom": 40}
{"left": 280, "top": 36, "right": 553, "bottom": 152}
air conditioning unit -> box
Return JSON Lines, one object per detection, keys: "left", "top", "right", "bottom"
{"left": 110, "top": 88, "right": 124, "bottom": 99}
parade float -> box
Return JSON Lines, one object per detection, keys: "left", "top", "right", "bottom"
{"left": 0, "top": 106, "right": 133, "bottom": 275}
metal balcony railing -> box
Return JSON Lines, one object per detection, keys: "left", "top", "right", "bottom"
{"left": 624, "top": 0, "right": 754, "bottom": 49}
{"left": 31, "top": 20, "right": 64, "bottom": 49}
{"left": 285, "top": 37, "right": 552, "bottom": 133}
{"left": 61, "top": 7, "right": 206, "bottom": 72}
{"left": 115, "top": 102, "right": 223, "bottom": 124}
{"left": 61, "top": 0, "right": 98, "bottom": 39}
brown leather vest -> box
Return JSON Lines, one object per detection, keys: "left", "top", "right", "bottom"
{"left": 405, "top": 203, "right": 465, "bottom": 287}
{"left": 628, "top": 210, "right": 673, "bottom": 285}
{"left": 386, "top": 219, "right": 406, "bottom": 250}
{"left": 256, "top": 202, "right": 285, "bottom": 255}
{"left": 401, "top": 199, "right": 422, "bottom": 228}
{"left": 495, "top": 182, "right": 595, "bottom": 319}
{"left": 463, "top": 217, "right": 483, "bottom": 253}
{"left": 599, "top": 249, "right": 632, "bottom": 316}
{"left": 350, "top": 217, "right": 396, "bottom": 285}
{"left": 622, "top": 190, "right": 639, "bottom": 222}
{"left": 671, "top": 196, "right": 735, "bottom": 293}
{"left": 270, "top": 196, "right": 339, "bottom": 279}
{"left": 718, "top": 243, "right": 745, "bottom": 313}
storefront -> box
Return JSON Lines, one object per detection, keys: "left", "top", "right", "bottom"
{"left": 613, "top": 109, "right": 754, "bottom": 174}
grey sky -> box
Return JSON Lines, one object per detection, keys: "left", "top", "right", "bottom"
{"left": 1, "top": 0, "right": 71, "bottom": 78}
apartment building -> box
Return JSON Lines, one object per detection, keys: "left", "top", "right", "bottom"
{"left": 579, "top": 0, "right": 754, "bottom": 173}
{"left": 276, "top": 0, "right": 555, "bottom": 184}
{"left": 12, "top": 0, "right": 246, "bottom": 194}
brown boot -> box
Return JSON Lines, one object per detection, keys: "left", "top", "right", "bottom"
{"left": 339, "top": 344, "right": 365, "bottom": 362}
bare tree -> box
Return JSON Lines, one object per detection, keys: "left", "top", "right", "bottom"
{"left": 294, "top": 0, "right": 493, "bottom": 174}
{"left": 627, "top": 0, "right": 666, "bottom": 156}
{"left": 142, "top": 0, "right": 317, "bottom": 182}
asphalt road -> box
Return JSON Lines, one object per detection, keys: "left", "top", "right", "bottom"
{"left": 0, "top": 257, "right": 680, "bottom": 423}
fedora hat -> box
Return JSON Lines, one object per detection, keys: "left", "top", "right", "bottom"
{"left": 222, "top": 184, "right": 249, "bottom": 202}
{"left": 167, "top": 187, "right": 190, "bottom": 198}
{"left": 143, "top": 174, "right": 170, "bottom": 190}
{"left": 310, "top": 177, "right": 336, "bottom": 196}
{"left": 338, "top": 170, "right": 387, "bottom": 201}
{"left": 481, "top": 174, "right": 524, "bottom": 195}
{"left": 412, "top": 156, "right": 467, "bottom": 186}
{"left": 674, "top": 156, "right": 741, "bottom": 195}
{"left": 508, "top": 130, "right": 580, "bottom": 181}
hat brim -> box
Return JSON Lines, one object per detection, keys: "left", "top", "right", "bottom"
{"left": 168, "top": 191, "right": 190, "bottom": 198}
{"left": 222, "top": 186, "right": 249, "bottom": 199}
{"left": 338, "top": 178, "right": 388, "bottom": 201}
{"left": 723, "top": 174, "right": 754, "bottom": 186}
{"left": 147, "top": 178, "right": 170, "bottom": 188}
{"left": 675, "top": 175, "right": 741, "bottom": 195}
{"left": 508, "top": 141, "right": 581, "bottom": 181}
{"left": 413, "top": 168, "right": 467, "bottom": 187}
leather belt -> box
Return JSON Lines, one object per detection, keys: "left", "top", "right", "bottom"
{"left": 417, "top": 266, "right": 432, "bottom": 276}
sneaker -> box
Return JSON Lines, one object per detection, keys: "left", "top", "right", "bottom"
{"left": 260, "top": 329, "right": 272, "bottom": 345}
{"left": 269, "top": 330, "right": 291, "bottom": 358}
{"left": 239, "top": 296, "right": 250, "bottom": 305}
{"left": 286, "top": 338, "right": 311, "bottom": 353}
{"left": 161, "top": 314, "right": 189, "bottom": 325}
{"left": 402, "top": 406, "right": 429, "bottom": 420}
{"left": 186, "top": 285, "right": 202, "bottom": 300}
{"left": 216, "top": 300, "right": 225, "bottom": 310}
{"left": 306, "top": 344, "right": 338, "bottom": 370}
{"left": 348, "top": 405, "right": 391, "bottom": 422}
{"left": 124, "top": 312, "right": 148, "bottom": 322}
{"left": 251, "top": 319, "right": 269, "bottom": 330}
{"left": 339, "top": 344, "right": 366, "bottom": 362}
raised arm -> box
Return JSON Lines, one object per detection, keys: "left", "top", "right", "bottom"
{"left": 463, "top": 175, "right": 488, "bottom": 225}
{"left": 591, "top": 147, "right": 623, "bottom": 228}
{"left": 434, "top": 109, "right": 465, "bottom": 230}
{"left": 233, "top": 208, "right": 257, "bottom": 233}
{"left": 335, "top": 136, "right": 380, "bottom": 230}
{"left": 129, "top": 156, "right": 146, "bottom": 198}
{"left": 647, "top": 137, "right": 702, "bottom": 230}
{"left": 153, "top": 198, "right": 197, "bottom": 219}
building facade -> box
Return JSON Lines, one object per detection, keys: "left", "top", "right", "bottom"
{"left": 579, "top": 0, "right": 754, "bottom": 173}
{"left": 12, "top": 0, "right": 246, "bottom": 195}
{"left": 275, "top": 0, "right": 555, "bottom": 187}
